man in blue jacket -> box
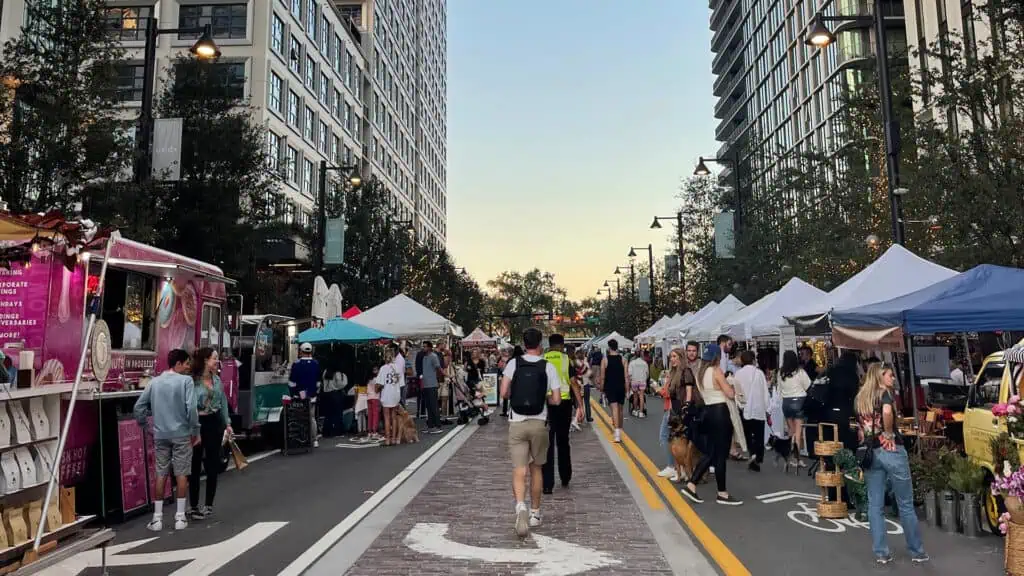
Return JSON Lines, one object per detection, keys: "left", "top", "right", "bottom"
{"left": 289, "top": 343, "right": 321, "bottom": 447}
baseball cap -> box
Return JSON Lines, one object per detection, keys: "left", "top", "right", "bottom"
{"left": 300, "top": 342, "right": 313, "bottom": 353}
{"left": 701, "top": 343, "right": 720, "bottom": 362}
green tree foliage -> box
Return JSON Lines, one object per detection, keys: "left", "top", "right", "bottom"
{"left": 485, "top": 269, "right": 567, "bottom": 340}
{"left": 0, "top": 0, "right": 132, "bottom": 213}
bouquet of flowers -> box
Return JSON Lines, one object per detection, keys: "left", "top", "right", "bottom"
{"left": 992, "top": 395, "right": 1024, "bottom": 439}
{"left": 992, "top": 464, "right": 1024, "bottom": 534}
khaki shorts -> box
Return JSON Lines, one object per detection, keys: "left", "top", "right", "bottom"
{"left": 508, "top": 419, "right": 549, "bottom": 468}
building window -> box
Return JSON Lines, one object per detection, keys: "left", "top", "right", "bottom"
{"left": 267, "top": 131, "right": 281, "bottom": 171}
{"left": 344, "top": 101, "right": 352, "bottom": 132}
{"left": 334, "top": 34, "right": 343, "bottom": 72}
{"left": 304, "top": 106, "right": 315, "bottom": 141}
{"left": 307, "top": 1, "right": 317, "bottom": 40}
{"left": 289, "top": 38, "right": 302, "bottom": 75}
{"left": 334, "top": 89, "right": 343, "bottom": 118}
{"left": 104, "top": 7, "right": 152, "bottom": 41}
{"left": 343, "top": 144, "right": 352, "bottom": 165}
{"left": 173, "top": 61, "right": 245, "bottom": 100}
{"left": 319, "top": 121, "right": 329, "bottom": 153}
{"left": 346, "top": 52, "right": 354, "bottom": 88}
{"left": 303, "top": 158, "right": 314, "bottom": 195}
{"left": 291, "top": 0, "right": 301, "bottom": 19}
{"left": 320, "top": 72, "right": 331, "bottom": 104}
{"left": 114, "top": 63, "right": 145, "bottom": 102}
{"left": 268, "top": 71, "right": 283, "bottom": 112}
{"left": 178, "top": 4, "right": 247, "bottom": 40}
{"left": 353, "top": 113, "right": 361, "bottom": 140}
{"left": 270, "top": 13, "right": 284, "bottom": 54}
{"left": 287, "top": 90, "right": 299, "bottom": 126}
{"left": 332, "top": 135, "right": 341, "bottom": 164}
{"left": 286, "top": 146, "right": 298, "bottom": 183}
{"left": 305, "top": 55, "right": 316, "bottom": 89}
{"left": 320, "top": 16, "right": 330, "bottom": 54}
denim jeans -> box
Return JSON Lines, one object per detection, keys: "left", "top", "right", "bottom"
{"left": 659, "top": 411, "right": 673, "bottom": 468}
{"left": 865, "top": 446, "right": 925, "bottom": 559}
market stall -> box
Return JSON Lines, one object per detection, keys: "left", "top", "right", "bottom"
{"left": 350, "top": 294, "right": 463, "bottom": 339}
{"left": 722, "top": 277, "right": 825, "bottom": 341}
{"left": 634, "top": 316, "right": 673, "bottom": 344}
{"left": 683, "top": 294, "right": 747, "bottom": 343}
{"left": 461, "top": 328, "right": 498, "bottom": 349}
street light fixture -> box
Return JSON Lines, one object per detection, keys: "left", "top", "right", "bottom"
{"left": 805, "top": 2, "right": 906, "bottom": 246}
{"left": 694, "top": 154, "right": 744, "bottom": 230}
{"left": 312, "top": 161, "right": 362, "bottom": 278}
{"left": 135, "top": 22, "right": 221, "bottom": 184}
{"left": 651, "top": 213, "right": 687, "bottom": 311}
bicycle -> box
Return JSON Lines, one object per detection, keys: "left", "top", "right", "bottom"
{"left": 787, "top": 501, "right": 903, "bottom": 534}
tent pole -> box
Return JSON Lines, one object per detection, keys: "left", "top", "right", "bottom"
{"left": 905, "top": 335, "right": 920, "bottom": 452}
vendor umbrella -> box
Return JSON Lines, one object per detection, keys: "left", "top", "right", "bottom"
{"left": 342, "top": 306, "right": 362, "bottom": 319}
{"left": 297, "top": 317, "right": 393, "bottom": 344}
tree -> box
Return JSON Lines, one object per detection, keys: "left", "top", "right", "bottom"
{"left": 0, "top": 0, "right": 132, "bottom": 213}
{"left": 485, "top": 269, "right": 567, "bottom": 340}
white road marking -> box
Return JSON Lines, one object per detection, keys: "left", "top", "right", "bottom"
{"left": 755, "top": 490, "right": 821, "bottom": 504}
{"left": 277, "top": 424, "right": 467, "bottom": 576}
{"left": 404, "top": 522, "right": 621, "bottom": 576}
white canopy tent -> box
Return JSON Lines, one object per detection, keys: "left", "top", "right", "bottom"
{"left": 656, "top": 308, "right": 707, "bottom": 342}
{"left": 635, "top": 315, "right": 673, "bottom": 343}
{"left": 591, "top": 331, "right": 635, "bottom": 352}
{"left": 786, "top": 245, "right": 957, "bottom": 330}
{"left": 684, "top": 294, "right": 747, "bottom": 342}
{"left": 350, "top": 294, "right": 464, "bottom": 339}
{"left": 724, "top": 277, "right": 826, "bottom": 340}
{"left": 707, "top": 291, "right": 778, "bottom": 341}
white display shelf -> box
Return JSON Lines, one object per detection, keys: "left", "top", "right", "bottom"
{"left": 0, "top": 383, "right": 96, "bottom": 401}
{"left": 0, "top": 437, "right": 58, "bottom": 454}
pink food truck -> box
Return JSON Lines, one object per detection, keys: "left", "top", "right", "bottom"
{"left": 0, "top": 212, "right": 238, "bottom": 522}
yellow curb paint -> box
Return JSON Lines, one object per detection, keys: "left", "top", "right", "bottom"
{"left": 591, "top": 408, "right": 664, "bottom": 510}
{"left": 591, "top": 400, "right": 751, "bottom": 576}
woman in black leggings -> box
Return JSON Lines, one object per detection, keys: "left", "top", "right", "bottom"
{"left": 680, "top": 344, "right": 743, "bottom": 506}
{"left": 189, "top": 347, "right": 231, "bottom": 520}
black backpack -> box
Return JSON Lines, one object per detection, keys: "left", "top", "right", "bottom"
{"left": 509, "top": 358, "right": 549, "bottom": 416}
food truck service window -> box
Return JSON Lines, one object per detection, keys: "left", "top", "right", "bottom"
{"left": 88, "top": 263, "right": 157, "bottom": 350}
{"left": 200, "top": 304, "right": 223, "bottom": 352}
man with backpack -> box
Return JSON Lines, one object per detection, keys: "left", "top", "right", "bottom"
{"left": 501, "top": 328, "right": 562, "bottom": 539}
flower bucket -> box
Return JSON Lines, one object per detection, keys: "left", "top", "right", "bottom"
{"left": 959, "top": 493, "right": 982, "bottom": 538}
{"left": 939, "top": 490, "right": 959, "bottom": 533}
{"left": 924, "top": 491, "right": 939, "bottom": 525}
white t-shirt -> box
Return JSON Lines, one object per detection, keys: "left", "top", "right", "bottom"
{"left": 377, "top": 363, "right": 402, "bottom": 407}
{"left": 950, "top": 367, "right": 966, "bottom": 386}
{"left": 779, "top": 368, "right": 812, "bottom": 398}
{"left": 502, "top": 355, "right": 562, "bottom": 422}
{"left": 391, "top": 353, "right": 406, "bottom": 389}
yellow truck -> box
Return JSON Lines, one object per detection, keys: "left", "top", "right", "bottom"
{"left": 963, "top": 340, "right": 1024, "bottom": 532}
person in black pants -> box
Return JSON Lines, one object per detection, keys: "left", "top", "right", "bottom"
{"left": 188, "top": 347, "right": 231, "bottom": 520}
{"left": 680, "top": 344, "right": 743, "bottom": 506}
{"left": 542, "top": 334, "right": 582, "bottom": 493}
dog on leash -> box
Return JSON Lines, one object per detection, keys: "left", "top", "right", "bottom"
{"left": 393, "top": 406, "right": 419, "bottom": 444}
{"left": 668, "top": 414, "right": 701, "bottom": 482}
{"left": 767, "top": 435, "right": 793, "bottom": 469}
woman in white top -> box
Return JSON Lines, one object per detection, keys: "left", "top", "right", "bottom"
{"left": 680, "top": 344, "right": 743, "bottom": 506}
{"left": 779, "top": 350, "right": 812, "bottom": 468}
{"left": 378, "top": 349, "right": 403, "bottom": 446}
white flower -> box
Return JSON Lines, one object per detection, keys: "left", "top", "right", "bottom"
{"left": 1012, "top": 416, "right": 1019, "bottom": 423}
{"left": 1006, "top": 460, "right": 1014, "bottom": 477}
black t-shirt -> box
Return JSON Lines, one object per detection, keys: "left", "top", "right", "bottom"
{"left": 415, "top": 350, "right": 426, "bottom": 376}
{"left": 863, "top": 390, "right": 902, "bottom": 446}
{"left": 588, "top": 350, "right": 603, "bottom": 366}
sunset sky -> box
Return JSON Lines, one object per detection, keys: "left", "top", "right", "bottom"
{"left": 445, "top": 1, "right": 718, "bottom": 300}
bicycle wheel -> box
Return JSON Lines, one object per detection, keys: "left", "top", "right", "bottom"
{"left": 787, "top": 510, "right": 846, "bottom": 533}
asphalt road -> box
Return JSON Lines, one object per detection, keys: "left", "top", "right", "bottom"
{"left": 601, "top": 400, "right": 1003, "bottom": 575}
{"left": 38, "top": 429, "right": 449, "bottom": 576}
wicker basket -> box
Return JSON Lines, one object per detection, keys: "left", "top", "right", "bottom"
{"left": 1006, "top": 519, "right": 1024, "bottom": 575}
{"left": 818, "top": 500, "right": 848, "bottom": 519}
{"left": 814, "top": 422, "right": 843, "bottom": 456}
{"left": 816, "top": 470, "right": 844, "bottom": 487}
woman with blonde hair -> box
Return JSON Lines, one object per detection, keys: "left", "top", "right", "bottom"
{"left": 656, "top": 348, "right": 688, "bottom": 480}
{"left": 855, "top": 362, "right": 927, "bottom": 565}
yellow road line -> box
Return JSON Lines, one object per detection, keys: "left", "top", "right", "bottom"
{"left": 591, "top": 408, "right": 664, "bottom": 510}
{"left": 591, "top": 400, "right": 751, "bottom": 576}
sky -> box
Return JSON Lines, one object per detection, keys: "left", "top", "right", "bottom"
{"left": 445, "top": 0, "right": 718, "bottom": 301}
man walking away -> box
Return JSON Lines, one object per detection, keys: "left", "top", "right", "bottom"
{"left": 601, "top": 340, "right": 627, "bottom": 443}
{"left": 586, "top": 347, "right": 602, "bottom": 419}
{"left": 628, "top": 352, "right": 650, "bottom": 418}
{"left": 415, "top": 342, "right": 427, "bottom": 419}
{"left": 734, "top": 350, "right": 769, "bottom": 471}
{"left": 134, "top": 349, "right": 199, "bottom": 531}
{"left": 542, "top": 334, "right": 583, "bottom": 493}
{"left": 289, "top": 343, "right": 321, "bottom": 447}
{"left": 502, "top": 328, "right": 562, "bottom": 538}
{"left": 419, "top": 342, "right": 444, "bottom": 433}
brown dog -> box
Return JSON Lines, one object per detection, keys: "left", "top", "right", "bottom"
{"left": 393, "top": 406, "right": 419, "bottom": 444}
{"left": 668, "top": 414, "right": 700, "bottom": 482}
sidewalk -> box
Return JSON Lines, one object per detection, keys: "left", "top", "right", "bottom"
{"left": 325, "top": 414, "right": 713, "bottom": 576}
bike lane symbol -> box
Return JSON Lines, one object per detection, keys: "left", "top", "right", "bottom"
{"left": 756, "top": 491, "right": 903, "bottom": 535}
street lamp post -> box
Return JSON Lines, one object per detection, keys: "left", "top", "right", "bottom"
{"left": 806, "top": 0, "right": 906, "bottom": 246}
{"left": 135, "top": 20, "right": 221, "bottom": 185}
{"left": 312, "top": 160, "right": 362, "bottom": 278}
{"left": 629, "top": 244, "right": 655, "bottom": 324}
{"left": 694, "top": 149, "right": 744, "bottom": 230}
{"left": 651, "top": 212, "right": 686, "bottom": 311}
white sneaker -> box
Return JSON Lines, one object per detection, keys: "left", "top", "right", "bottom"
{"left": 147, "top": 517, "right": 162, "bottom": 532}
{"left": 657, "top": 466, "right": 676, "bottom": 478}
{"left": 709, "top": 466, "right": 716, "bottom": 474}
{"left": 613, "top": 430, "right": 621, "bottom": 443}
{"left": 528, "top": 511, "right": 542, "bottom": 527}
{"left": 514, "top": 504, "right": 529, "bottom": 538}
{"left": 671, "top": 472, "right": 681, "bottom": 482}
{"left": 314, "top": 440, "right": 320, "bottom": 448}
{"left": 174, "top": 515, "right": 187, "bottom": 530}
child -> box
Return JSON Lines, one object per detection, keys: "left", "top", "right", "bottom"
{"left": 366, "top": 367, "right": 381, "bottom": 438}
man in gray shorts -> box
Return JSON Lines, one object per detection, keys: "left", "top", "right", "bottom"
{"left": 500, "top": 328, "right": 562, "bottom": 538}
{"left": 134, "top": 349, "right": 199, "bottom": 531}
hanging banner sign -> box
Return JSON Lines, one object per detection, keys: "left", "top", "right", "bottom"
{"left": 325, "top": 218, "right": 345, "bottom": 265}
{"left": 152, "top": 118, "right": 183, "bottom": 181}
{"left": 714, "top": 211, "right": 735, "bottom": 259}
{"left": 638, "top": 277, "right": 650, "bottom": 303}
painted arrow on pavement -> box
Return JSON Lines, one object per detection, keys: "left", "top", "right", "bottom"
{"left": 756, "top": 490, "right": 821, "bottom": 504}
{"left": 38, "top": 521, "right": 287, "bottom": 576}
{"left": 404, "top": 522, "right": 621, "bottom": 576}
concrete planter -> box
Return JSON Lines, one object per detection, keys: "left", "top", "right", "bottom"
{"left": 924, "top": 491, "right": 939, "bottom": 525}
{"left": 939, "top": 490, "right": 959, "bottom": 534}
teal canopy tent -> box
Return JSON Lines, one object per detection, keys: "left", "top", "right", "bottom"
{"left": 297, "top": 317, "right": 394, "bottom": 344}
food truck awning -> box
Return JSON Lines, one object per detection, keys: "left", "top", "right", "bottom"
{"left": 94, "top": 257, "right": 237, "bottom": 285}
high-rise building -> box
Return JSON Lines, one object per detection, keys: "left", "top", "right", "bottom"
{"left": 0, "top": 0, "right": 448, "bottom": 252}
{"left": 709, "top": 0, "right": 907, "bottom": 211}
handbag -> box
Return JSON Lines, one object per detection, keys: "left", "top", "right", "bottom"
{"left": 228, "top": 438, "right": 248, "bottom": 471}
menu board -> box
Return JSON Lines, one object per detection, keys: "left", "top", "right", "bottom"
{"left": 117, "top": 419, "right": 147, "bottom": 512}
{"left": 0, "top": 254, "right": 50, "bottom": 350}
{"left": 144, "top": 416, "right": 172, "bottom": 501}
{"left": 284, "top": 399, "right": 312, "bottom": 455}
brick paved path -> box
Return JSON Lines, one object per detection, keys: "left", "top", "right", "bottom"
{"left": 344, "top": 419, "right": 676, "bottom": 575}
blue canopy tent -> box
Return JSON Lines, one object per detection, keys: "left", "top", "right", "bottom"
{"left": 297, "top": 317, "right": 394, "bottom": 344}
{"left": 831, "top": 264, "right": 1024, "bottom": 334}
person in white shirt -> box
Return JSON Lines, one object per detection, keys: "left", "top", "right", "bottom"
{"left": 378, "top": 349, "right": 403, "bottom": 446}
{"left": 733, "top": 350, "right": 770, "bottom": 471}
{"left": 389, "top": 342, "right": 407, "bottom": 407}
{"left": 779, "top": 350, "right": 812, "bottom": 469}
{"left": 501, "top": 328, "right": 562, "bottom": 539}
{"left": 949, "top": 360, "right": 966, "bottom": 386}
{"left": 628, "top": 354, "right": 650, "bottom": 418}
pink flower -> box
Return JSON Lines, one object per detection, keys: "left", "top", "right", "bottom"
{"left": 994, "top": 404, "right": 1009, "bottom": 416}
{"left": 1011, "top": 395, "right": 1021, "bottom": 404}
{"left": 1010, "top": 404, "right": 1020, "bottom": 416}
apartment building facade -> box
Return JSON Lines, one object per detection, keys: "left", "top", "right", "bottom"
{"left": 709, "top": 0, "right": 907, "bottom": 214}
{"left": 1, "top": 0, "right": 447, "bottom": 253}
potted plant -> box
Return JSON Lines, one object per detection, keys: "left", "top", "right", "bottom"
{"left": 835, "top": 448, "right": 867, "bottom": 520}
{"left": 949, "top": 454, "right": 985, "bottom": 537}
{"left": 935, "top": 447, "right": 960, "bottom": 533}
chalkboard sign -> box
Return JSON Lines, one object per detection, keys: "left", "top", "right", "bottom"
{"left": 284, "top": 399, "right": 312, "bottom": 454}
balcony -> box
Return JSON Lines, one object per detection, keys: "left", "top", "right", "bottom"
{"left": 711, "top": 4, "right": 742, "bottom": 54}
{"left": 711, "top": 17, "right": 743, "bottom": 70}
{"left": 714, "top": 84, "right": 745, "bottom": 119}
{"left": 713, "top": 58, "right": 745, "bottom": 98}
{"left": 713, "top": 36, "right": 746, "bottom": 84}
{"left": 715, "top": 103, "right": 747, "bottom": 142}
{"left": 710, "top": 0, "right": 739, "bottom": 33}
